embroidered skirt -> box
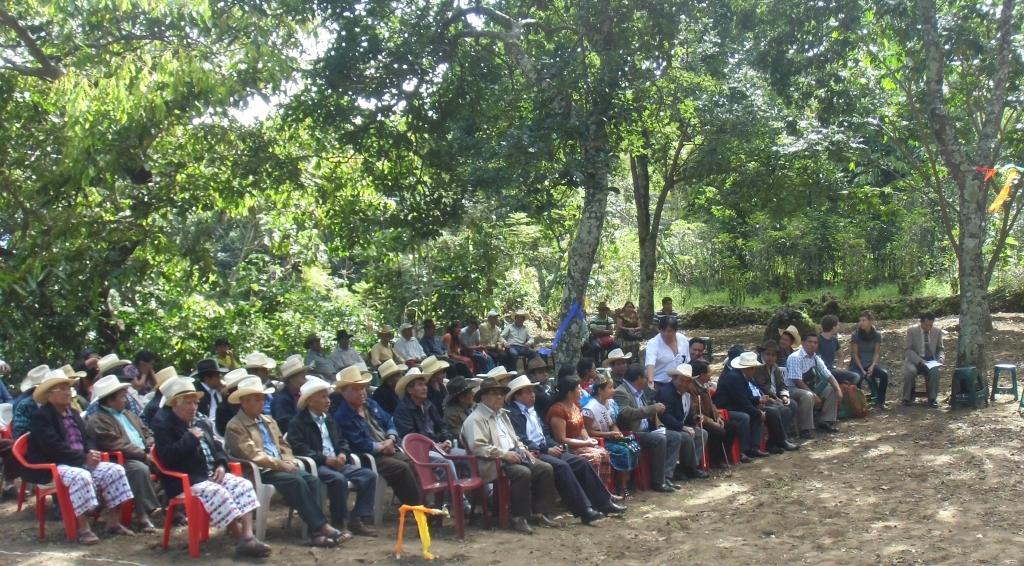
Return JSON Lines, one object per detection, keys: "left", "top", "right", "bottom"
{"left": 191, "top": 474, "right": 260, "bottom": 530}
{"left": 57, "top": 462, "right": 133, "bottom": 517}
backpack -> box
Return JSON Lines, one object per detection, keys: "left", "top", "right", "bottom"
{"left": 838, "top": 382, "right": 868, "bottom": 419}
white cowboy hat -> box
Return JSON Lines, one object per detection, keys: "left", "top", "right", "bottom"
{"left": 396, "top": 367, "right": 426, "bottom": 398}
{"left": 20, "top": 364, "right": 51, "bottom": 392}
{"left": 605, "top": 348, "right": 632, "bottom": 363}
{"left": 297, "top": 377, "right": 331, "bottom": 411}
{"left": 399, "top": 322, "right": 414, "bottom": 332}
{"left": 420, "top": 355, "right": 450, "bottom": 377}
{"left": 378, "top": 359, "right": 408, "bottom": 380}
{"left": 729, "top": 351, "right": 764, "bottom": 369}
{"left": 280, "top": 354, "right": 313, "bottom": 380}
{"left": 476, "top": 365, "right": 517, "bottom": 384}
{"left": 161, "top": 377, "right": 205, "bottom": 407}
{"left": 90, "top": 374, "right": 132, "bottom": 404}
{"left": 486, "top": 309, "right": 499, "bottom": 318}
{"left": 335, "top": 365, "right": 373, "bottom": 390}
{"left": 97, "top": 353, "right": 131, "bottom": 375}
{"left": 778, "top": 325, "right": 802, "bottom": 346}
{"left": 153, "top": 366, "right": 179, "bottom": 389}
{"left": 243, "top": 352, "right": 277, "bottom": 370}
{"left": 667, "top": 363, "right": 694, "bottom": 378}
{"left": 505, "top": 374, "right": 539, "bottom": 402}
{"left": 228, "top": 376, "right": 276, "bottom": 404}
{"left": 222, "top": 368, "right": 250, "bottom": 391}
{"left": 33, "top": 368, "right": 79, "bottom": 403}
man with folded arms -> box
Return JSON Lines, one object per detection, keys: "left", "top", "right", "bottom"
{"left": 613, "top": 364, "right": 683, "bottom": 493}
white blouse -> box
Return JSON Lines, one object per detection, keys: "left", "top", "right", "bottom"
{"left": 644, "top": 332, "right": 691, "bottom": 383}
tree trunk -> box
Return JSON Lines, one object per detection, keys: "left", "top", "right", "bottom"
{"left": 957, "top": 192, "right": 989, "bottom": 367}
{"left": 631, "top": 153, "right": 656, "bottom": 333}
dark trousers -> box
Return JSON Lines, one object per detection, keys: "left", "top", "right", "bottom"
{"left": 446, "top": 362, "right": 473, "bottom": 380}
{"left": 727, "top": 410, "right": 757, "bottom": 452}
{"left": 704, "top": 422, "right": 738, "bottom": 463}
{"left": 261, "top": 469, "right": 328, "bottom": 531}
{"left": 633, "top": 429, "right": 681, "bottom": 486}
{"left": 0, "top": 438, "right": 21, "bottom": 482}
{"left": 831, "top": 368, "right": 860, "bottom": 384}
{"left": 849, "top": 365, "right": 889, "bottom": 405}
{"left": 374, "top": 452, "right": 421, "bottom": 505}
{"left": 501, "top": 459, "right": 556, "bottom": 519}
{"left": 505, "top": 346, "right": 537, "bottom": 369}
{"left": 763, "top": 405, "right": 789, "bottom": 447}
{"left": 317, "top": 463, "right": 377, "bottom": 523}
{"left": 538, "top": 451, "right": 610, "bottom": 516}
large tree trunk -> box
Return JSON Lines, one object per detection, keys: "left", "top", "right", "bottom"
{"left": 631, "top": 153, "right": 656, "bottom": 333}
{"left": 957, "top": 193, "right": 989, "bottom": 367}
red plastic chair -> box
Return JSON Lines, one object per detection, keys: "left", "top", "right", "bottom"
{"left": 149, "top": 447, "right": 243, "bottom": 557}
{"left": 12, "top": 433, "right": 83, "bottom": 541}
{"left": 403, "top": 433, "right": 487, "bottom": 540}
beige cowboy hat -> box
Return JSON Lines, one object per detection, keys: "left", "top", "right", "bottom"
{"left": 33, "top": 368, "right": 79, "bottom": 403}
{"left": 505, "top": 374, "right": 538, "bottom": 402}
{"left": 604, "top": 348, "right": 632, "bottom": 364}
{"left": 396, "top": 367, "right": 426, "bottom": 398}
{"left": 486, "top": 309, "right": 499, "bottom": 318}
{"left": 162, "top": 377, "right": 205, "bottom": 407}
{"left": 228, "top": 376, "right": 276, "bottom": 404}
{"left": 474, "top": 377, "right": 511, "bottom": 402}
{"left": 97, "top": 353, "right": 131, "bottom": 375}
{"left": 476, "top": 365, "right": 517, "bottom": 384}
{"left": 20, "top": 364, "right": 51, "bottom": 392}
{"left": 90, "top": 374, "right": 132, "bottom": 404}
{"left": 513, "top": 310, "right": 528, "bottom": 318}
{"left": 297, "top": 377, "right": 332, "bottom": 411}
{"left": 778, "top": 325, "right": 802, "bottom": 346}
{"left": 280, "top": 354, "right": 313, "bottom": 381}
{"left": 667, "top": 363, "right": 695, "bottom": 379}
{"left": 154, "top": 366, "right": 179, "bottom": 389}
{"left": 222, "top": 368, "right": 249, "bottom": 391}
{"left": 420, "top": 355, "right": 450, "bottom": 377}
{"left": 243, "top": 352, "right": 277, "bottom": 370}
{"left": 525, "top": 357, "right": 550, "bottom": 374}
{"left": 378, "top": 359, "right": 408, "bottom": 381}
{"left": 60, "top": 364, "right": 87, "bottom": 379}
{"left": 729, "top": 351, "right": 764, "bottom": 369}
{"left": 377, "top": 325, "right": 395, "bottom": 336}
{"left": 335, "top": 365, "right": 373, "bottom": 391}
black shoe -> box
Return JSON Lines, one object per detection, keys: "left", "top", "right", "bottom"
{"left": 746, "top": 449, "right": 769, "bottom": 458}
{"left": 600, "top": 502, "right": 627, "bottom": 514}
{"left": 666, "top": 480, "right": 682, "bottom": 490}
{"left": 782, "top": 441, "right": 800, "bottom": 451}
{"left": 901, "top": 400, "right": 913, "bottom": 407}
{"left": 511, "top": 516, "right": 533, "bottom": 534}
{"left": 581, "top": 508, "right": 605, "bottom": 525}
{"left": 927, "top": 400, "right": 939, "bottom": 408}
{"left": 799, "top": 430, "right": 814, "bottom": 440}
{"left": 739, "top": 454, "right": 752, "bottom": 463}
{"left": 767, "top": 445, "right": 784, "bottom": 454}
{"left": 817, "top": 422, "right": 840, "bottom": 433}
{"left": 652, "top": 484, "right": 675, "bottom": 493}
{"left": 688, "top": 469, "right": 709, "bottom": 479}
{"left": 532, "top": 513, "right": 561, "bottom": 528}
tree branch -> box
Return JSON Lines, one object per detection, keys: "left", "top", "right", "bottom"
{"left": 0, "top": 7, "right": 63, "bottom": 81}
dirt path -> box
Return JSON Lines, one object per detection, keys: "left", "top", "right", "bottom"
{"left": 2, "top": 315, "right": 1023, "bottom": 565}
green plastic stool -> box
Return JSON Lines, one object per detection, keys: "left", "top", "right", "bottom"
{"left": 951, "top": 366, "right": 987, "bottom": 409}
{"left": 991, "top": 363, "right": 1019, "bottom": 401}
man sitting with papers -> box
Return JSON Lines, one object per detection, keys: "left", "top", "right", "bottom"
{"left": 902, "top": 312, "right": 944, "bottom": 408}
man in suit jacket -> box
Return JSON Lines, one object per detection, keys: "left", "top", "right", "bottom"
{"left": 903, "top": 312, "right": 945, "bottom": 407}
{"left": 613, "top": 365, "right": 682, "bottom": 492}
{"left": 505, "top": 376, "right": 623, "bottom": 525}
{"left": 714, "top": 352, "right": 771, "bottom": 458}
{"left": 654, "top": 364, "right": 709, "bottom": 478}
{"left": 288, "top": 378, "right": 378, "bottom": 536}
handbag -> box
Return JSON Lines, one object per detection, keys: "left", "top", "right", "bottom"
{"left": 605, "top": 434, "right": 641, "bottom": 471}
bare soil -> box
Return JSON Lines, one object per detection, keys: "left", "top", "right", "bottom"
{"left": 2, "top": 314, "right": 1023, "bottom": 565}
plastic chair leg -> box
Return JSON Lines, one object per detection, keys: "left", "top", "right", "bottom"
{"left": 57, "top": 489, "right": 78, "bottom": 542}
{"left": 17, "top": 480, "right": 27, "bottom": 512}
{"left": 35, "top": 490, "right": 46, "bottom": 540}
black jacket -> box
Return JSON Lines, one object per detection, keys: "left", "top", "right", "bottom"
{"left": 393, "top": 395, "right": 453, "bottom": 443}
{"left": 534, "top": 383, "right": 554, "bottom": 422}
{"left": 151, "top": 406, "right": 228, "bottom": 500}
{"left": 372, "top": 385, "right": 399, "bottom": 415}
{"left": 654, "top": 382, "right": 696, "bottom": 431}
{"left": 25, "top": 403, "right": 90, "bottom": 484}
{"left": 286, "top": 408, "right": 352, "bottom": 467}
{"left": 141, "top": 391, "right": 162, "bottom": 427}
{"left": 506, "top": 401, "right": 557, "bottom": 454}
{"left": 713, "top": 368, "right": 762, "bottom": 421}
{"left": 215, "top": 402, "right": 239, "bottom": 436}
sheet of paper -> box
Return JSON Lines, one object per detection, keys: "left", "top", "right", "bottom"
{"left": 925, "top": 360, "right": 943, "bottom": 369}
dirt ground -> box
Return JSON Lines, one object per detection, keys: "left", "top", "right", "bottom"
{"left": 3, "top": 314, "right": 1024, "bottom": 565}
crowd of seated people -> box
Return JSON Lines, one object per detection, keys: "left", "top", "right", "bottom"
{"left": 0, "top": 306, "right": 951, "bottom": 553}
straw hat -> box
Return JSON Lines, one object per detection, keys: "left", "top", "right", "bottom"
{"left": 476, "top": 365, "right": 517, "bottom": 384}
{"left": 420, "top": 355, "right": 450, "bottom": 377}
{"left": 33, "top": 368, "right": 80, "bottom": 403}
{"left": 486, "top": 309, "right": 499, "bottom": 318}
{"left": 604, "top": 348, "right": 632, "bottom": 364}
{"left": 335, "top": 365, "right": 372, "bottom": 390}
{"left": 154, "top": 366, "right": 179, "bottom": 389}
{"left": 280, "top": 354, "right": 312, "bottom": 380}
{"left": 161, "top": 377, "right": 205, "bottom": 407}
{"left": 377, "top": 325, "right": 395, "bottom": 337}
{"left": 474, "top": 377, "right": 511, "bottom": 402}
{"left": 243, "top": 352, "right": 277, "bottom": 370}
{"left": 525, "top": 357, "right": 550, "bottom": 374}
{"left": 513, "top": 310, "right": 527, "bottom": 318}
{"left": 378, "top": 359, "right": 408, "bottom": 381}
{"left": 505, "top": 375, "right": 538, "bottom": 402}
{"left": 395, "top": 367, "right": 427, "bottom": 398}
{"left": 667, "top": 363, "right": 695, "bottom": 379}
{"left": 297, "top": 377, "right": 331, "bottom": 411}
{"left": 90, "top": 374, "right": 132, "bottom": 404}
{"left": 97, "top": 353, "right": 130, "bottom": 375}
{"left": 729, "top": 351, "right": 764, "bottom": 369}
{"left": 20, "top": 364, "right": 50, "bottom": 392}
{"left": 60, "top": 364, "right": 87, "bottom": 379}
{"left": 222, "top": 368, "right": 249, "bottom": 391}
{"left": 778, "top": 325, "right": 802, "bottom": 346}
{"left": 228, "top": 376, "right": 276, "bottom": 404}
{"left": 399, "top": 322, "right": 414, "bottom": 332}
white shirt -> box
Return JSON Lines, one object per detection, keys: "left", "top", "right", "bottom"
{"left": 394, "top": 336, "right": 426, "bottom": 360}
{"left": 785, "top": 346, "right": 833, "bottom": 388}
{"left": 501, "top": 324, "right": 533, "bottom": 347}
{"left": 329, "top": 347, "right": 364, "bottom": 372}
{"left": 514, "top": 401, "right": 545, "bottom": 446}
{"left": 200, "top": 382, "right": 221, "bottom": 419}
{"left": 644, "top": 333, "right": 691, "bottom": 383}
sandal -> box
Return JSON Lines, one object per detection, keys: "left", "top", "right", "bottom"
{"left": 107, "top": 524, "right": 136, "bottom": 536}
{"left": 133, "top": 519, "right": 158, "bottom": 534}
{"left": 236, "top": 537, "right": 273, "bottom": 557}
{"left": 332, "top": 529, "right": 353, "bottom": 545}
{"left": 78, "top": 530, "right": 100, "bottom": 545}
{"left": 310, "top": 534, "right": 338, "bottom": 548}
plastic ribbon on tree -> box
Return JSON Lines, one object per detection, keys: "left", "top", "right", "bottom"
{"left": 988, "top": 165, "right": 1021, "bottom": 213}
{"left": 394, "top": 505, "right": 448, "bottom": 560}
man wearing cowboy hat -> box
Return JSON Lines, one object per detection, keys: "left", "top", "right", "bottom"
{"left": 755, "top": 341, "right": 800, "bottom": 440}
{"left": 655, "top": 364, "right": 711, "bottom": 480}
{"left": 271, "top": 354, "right": 312, "bottom": 432}
{"left": 86, "top": 374, "right": 162, "bottom": 531}
{"left": 370, "top": 325, "right": 403, "bottom": 368}
{"left": 614, "top": 364, "right": 683, "bottom": 492}
{"left": 141, "top": 366, "right": 182, "bottom": 426}
{"left": 225, "top": 375, "right": 348, "bottom": 547}
{"left": 11, "top": 364, "right": 50, "bottom": 437}
{"left": 479, "top": 310, "right": 505, "bottom": 362}
{"left": 714, "top": 351, "right": 772, "bottom": 458}
{"left": 443, "top": 376, "right": 479, "bottom": 434}
{"left": 333, "top": 366, "right": 422, "bottom": 506}
{"left": 288, "top": 377, "right": 379, "bottom": 537}
{"left": 587, "top": 301, "right": 619, "bottom": 360}
{"left": 194, "top": 359, "right": 228, "bottom": 423}
{"left": 525, "top": 357, "right": 554, "bottom": 420}
{"left": 329, "top": 330, "right": 364, "bottom": 373}
{"left": 216, "top": 369, "right": 250, "bottom": 436}
{"left": 784, "top": 333, "right": 841, "bottom": 434}
{"left": 505, "top": 375, "right": 624, "bottom": 525}
{"left": 394, "top": 323, "right": 426, "bottom": 366}
{"left": 501, "top": 310, "right": 538, "bottom": 369}
{"left": 371, "top": 358, "right": 408, "bottom": 415}
{"left": 243, "top": 352, "right": 277, "bottom": 414}
{"left": 462, "top": 376, "right": 558, "bottom": 534}
{"left": 304, "top": 335, "right": 335, "bottom": 380}
{"left": 604, "top": 348, "right": 632, "bottom": 385}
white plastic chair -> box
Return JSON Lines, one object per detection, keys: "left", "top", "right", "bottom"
{"left": 355, "top": 452, "right": 391, "bottom": 526}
